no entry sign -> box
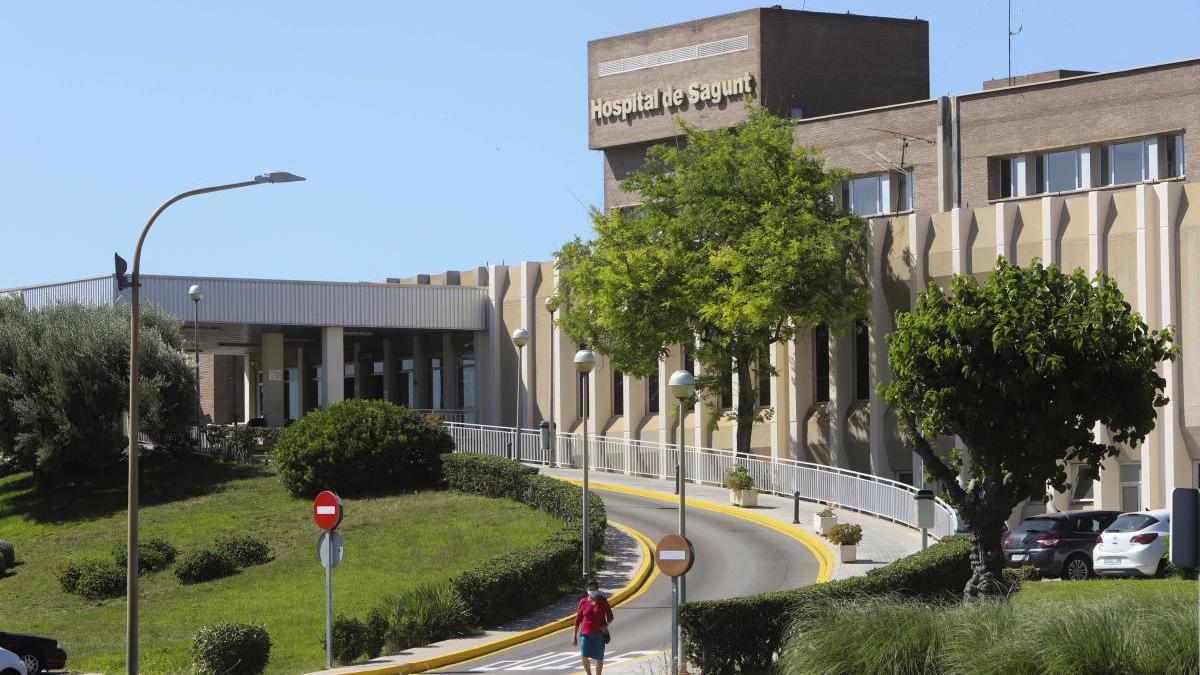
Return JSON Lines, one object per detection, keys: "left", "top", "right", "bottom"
{"left": 313, "top": 490, "right": 344, "bottom": 530}
{"left": 655, "top": 533, "right": 695, "bottom": 577}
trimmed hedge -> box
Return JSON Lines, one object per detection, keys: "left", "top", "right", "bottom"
{"left": 54, "top": 558, "right": 127, "bottom": 600}
{"left": 271, "top": 399, "right": 453, "bottom": 497}
{"left": 0, "top": 540, "right": 15, "bottom": 568}
{"left": 175, "top": 549, "right": 238, "bottom": 585}
{"left": 113, "top": 537, "right": 178, "bottom": 573}
{"left": 216, "top": 535, "right": 272, "bottom": 567}
{"left": 678, "top": 535, "right": 972, "bottom": 673}
{"left": 442, "top": 453, "right": 606, "bottom": 626}
{"left": 192, "top": 622, "right": 272, "bottom": 675}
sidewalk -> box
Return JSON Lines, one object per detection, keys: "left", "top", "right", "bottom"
{"left": 316, "top": 523, "right": 644, "bottom": 674}
{"left": 540, "top": 466, "right": 924, "bottom": 580}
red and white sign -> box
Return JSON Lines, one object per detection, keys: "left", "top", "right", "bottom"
{"left": 313, "top": 490, "right": 344, "bottom": 530}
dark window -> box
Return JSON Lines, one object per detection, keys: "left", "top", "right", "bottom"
{"left": 758, "top": 366, "right": 771, "bottom": 406}
{"left": 814, "top": 325, "right": 830, "bottom": 403}
{"left": 721, "top": 368, "right": 733, "bottom": 409}
{"left": 647, "top": 371, "right": 659, "bottom": 412}
{"left": 1034, "top": 154, "right": 1045, "bottom": 194}
{"left": 1014, "top": 517, "right": 1067, "bottom": 535}
{"left": 613, "top": 371, "right": 624, "bottom": 416}
{"left": 683, "top": 348, "right": 694, "bottom": 375}
{"left": 1106, "top": 514, "right": 1158, "bottom": 533}
{"left": 855, "top": 321, "right": 870, "bottom": 400}
{"left": 999, "top": 158, "right": 1013, "bottom": 198}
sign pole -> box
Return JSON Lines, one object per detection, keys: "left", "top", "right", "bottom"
{"left": 670, "top": 576, "right": 679, "bottom": 675}
{"left": 325, "top": 533, "right": 333, "bottom": 670}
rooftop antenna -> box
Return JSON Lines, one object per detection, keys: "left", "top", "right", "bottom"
{"left": 1008, "top": 0, "right": 1023, "bottom": 87}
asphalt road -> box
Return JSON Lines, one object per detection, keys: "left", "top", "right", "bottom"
{"left": 434, "top": 488, "right": 821, "bottom": 673}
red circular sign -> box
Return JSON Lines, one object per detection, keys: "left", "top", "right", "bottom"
{"left": 313, "top": 491, "right": 344, "bottom": 530}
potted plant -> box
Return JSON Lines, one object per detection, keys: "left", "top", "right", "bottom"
{"left": 724, "top": 465, "right": 758, "bottom": 507}
{"left": 814, "top": 502, "right": 838, "bottom": 535}
{"left": 828, "top": 523, "right": 862, "bottom": 562}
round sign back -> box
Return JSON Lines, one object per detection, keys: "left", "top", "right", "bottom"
{"left": 655, "top": 533, "right": 695, "bottom": 577}
{"left": 313, "top": 490, "right": 344, "bottom": 530}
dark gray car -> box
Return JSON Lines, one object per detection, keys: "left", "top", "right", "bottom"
{"left": 1003, "top": 510, "right": 1120, "bottom": 580}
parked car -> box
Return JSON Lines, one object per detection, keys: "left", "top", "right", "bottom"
{"left": 0, "top": 633, "right": 66, "bottom": 675}
{"left": 1003, "top": 510, "right": 1120, "bottom": 580}
{"left": 0, "top": 647, "right": 26, "bottom": 675}
{"left": 1094, "top": 509, "right": 1171, "bottom": 578}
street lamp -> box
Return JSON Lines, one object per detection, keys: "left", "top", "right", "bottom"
{"left": 544, "top": 296, "right": 559, "bottom": 465}
{"left": 574, "top": 349, "right": 596, "bottom": 587}
{"left": 511, "top": 328, "right": 530, "bottom": 462}
{"left": 189, "top": 285, "right": 204, "bottom": 450}
{"left": 669, "top": 369, "right": 695, "bottom": 604}
{"left": 124, "top": 171, "right": 304, "bottom": 675}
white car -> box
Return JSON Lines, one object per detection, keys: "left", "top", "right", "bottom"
{"left": 1093, "top": 509, "right": 1171, "bottom": 577}
{"left": 0, "top": 647, "right": 27, "bottom": 675}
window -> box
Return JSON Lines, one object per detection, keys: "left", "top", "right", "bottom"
{"left": 999, "top": 157, "right": 1015, "bottom": 198}
{"left": 854, "top": 321, "right": 870, "bottom": 400}
{"left": 814, "top": 324, "right": 830, "bottom": 403}
{"left": 721, "top": 368, "right": 733, "bottom": 409}
{"left": 647, "top": 371, "right": 659, "bottom": 412}
{"left": 844, "top": 174, "right": 883, "bottom": 216}
{"left": 1166, "top": 134, "right": 1185, "bottom": 179}
{"left": 758, "top": 366, "right": 771, "bottom": 407}
{"left": 1039, "top": 148, "right": 1083, "bottom": 193}
{"left": 1120, "top": 462, "right": 1141, "bottom": 513}
{"left": 683, "top": 348, "right": 694, "bottom": 376}
{"left": 1108, "top": 512, "right": 1158, "bottom": 532}
{"left": 458, "top": 354, "right": 475, "bottom": 409}
{"left": 897, "top": 169, "right": 913, "bottom": 212}
{"left": 429, "top": 357, "right": 442, "bottom": 409}
{"left": 1070, "top": 464, "right": 1095, "bottom": 502}
{"left": 789, "top": 107, "right": 804, "bottom": 119}
{"left": 613, "top": 371, "right": 624, "bottom": 416}
{"left": 1072, "top": 515, "right": 1105, "bottom": 534}
{"left": 398, "top": 358, "right": 413, "bottom": 406}
{"left": 1108, "top": 139, "right": 1150, "bottom": 185}
{"left": 896, "top": 471, "right": 914, "bottom": 486}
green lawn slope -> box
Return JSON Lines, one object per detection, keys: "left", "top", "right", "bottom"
{"left": 0, "top": 459, "right": 562, "bottom": 674}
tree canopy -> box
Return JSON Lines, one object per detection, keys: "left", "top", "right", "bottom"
{"left": 554, "top": 106, "right": 869, "bottom": 453}
{"left": 882, "top": 258, "right": 1175, "bottom": 597}
{"left": 0, "top": 297, "right": 195, "bottom": 485}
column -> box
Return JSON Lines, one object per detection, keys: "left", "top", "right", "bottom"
{"left": 790, "top": 331, "right": 813, "bottom": 461}
{"left": 481, "top": 265, "right": 509, "bottom": 425}
{"left": 1041, "top": 196, "right": 1066, "bottom": 266}
{"left": 443, "top": 333, "right": 459, "bottom": 412}
{"left": 242, "top": 353, "right": 256, "bottom": 422}
{"left": 769, "top": 340, "right": 786, "bottom": 460}
{"left": 868, "top": 218, "right": 894, "bottom": 479}
{"left": 518, "top": 262, "right": 539, "bottom": 426}
{"left": 908, "top": 214, "right": 933, "bottom": 486}
{"left": 1089, "top": 191, "right": 1120, "bottom": 510}
{"left": 1157, "top": 181, "right": 1189, "bottom": 499}
{"left": 261, "top": 332, "right": 285, "bottom": 426}
{"left": 692, "top": 351, "right": 710, "bottom": 450}
{"left": 1135, "top": 185, "right": 1162, "bottom": 507}
{"left": 296, "top": 346, "right": 308, "bottom": 417}
{"left": 995, "top": 201, "right": 1018, "bottom": 260}
{"left": 352, "top": 341, "right": 367, "bottom": 400}
{"left": 321, "top": 326, "right": 345, "bottom": 406}
{"left": 382, "top": 337, "right": 396, "bottom": 404}
{"left": 411, "top": 335, "right": 425, "bottom": 409}
{"left": 827, "top": 327, "right": 854, "bottom": 469}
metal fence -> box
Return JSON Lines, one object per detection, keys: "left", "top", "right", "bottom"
{"left": 445, "top": 422, "right": 960, "bottom": 540}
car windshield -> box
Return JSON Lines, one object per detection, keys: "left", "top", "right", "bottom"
{"left": 1014, "top": 518, "right": 1063, "bottom": 534}
{"left": 1106, "top": 514, "right": 1159, "bottom": 533}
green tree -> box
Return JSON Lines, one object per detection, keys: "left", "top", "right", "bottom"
{"left": 882, "top": 258, "right": 1175, "bottom": 597}
{"left": 555, "top": 107, "right": 869, "bottom": 454}
{"left": 0, "top": 297, "right": 195, "bottom": 486}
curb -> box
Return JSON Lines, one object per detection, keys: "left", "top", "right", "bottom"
{"left": 560, "top": 478, "right": 834, "bottom": 583}
{"left": 332, "top": 520, "right": 657, "bottom": 675}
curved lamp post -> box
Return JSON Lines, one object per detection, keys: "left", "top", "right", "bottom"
{"left": 668, "top": 369, "right": 695, "bottom": 603}
{"left": 574, "top": 349, "right": 596, "bottom": 587}
{"left": 544, "top": 296, "right": 559, "bottom": 465}
{"left": 511, "top": 328, "right": 530, "bottom": 462}
{"left": 189, "top": 285, "right": 204, "bottom": 450}
{"left": 125, "top": 171, "right": 304, "bottom": 674}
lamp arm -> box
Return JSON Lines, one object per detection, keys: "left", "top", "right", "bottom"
{"left": 131, "top": 180, "right": 260, "bottom": 276}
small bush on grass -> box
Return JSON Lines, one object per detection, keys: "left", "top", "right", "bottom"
{"left": 0, "top": 540, "right": 15, "bottom": 568}
{"left": 382, "top": 583, "right": 474, "bottom": 650}
{"left": 192, "top": 622, "right": 271, "bottom": 675}
{"left": 216, "top": 535, "right": 272, "bottom": 567}
{"left": 364, "top": 604, "right": 389, "bottom": 659}
{"left": 113, "top": 537, "right": 178, "bottom": 573}
{"left": 271, "top": 399, "right": 452, "bottom": 497}
{"left": 54, "top": 559, "right": 126, "bottom": 600}
{"left": 329, "top": 614, "right": 368, "bottom": 666}
{"left": 175, "top": 549, "right": 237, "bottom": 585}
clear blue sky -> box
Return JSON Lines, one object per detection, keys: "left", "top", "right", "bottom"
{"left": 2, "top": 1, "right": 1197, "bottom": 289}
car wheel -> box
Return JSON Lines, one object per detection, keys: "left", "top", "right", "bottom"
{"left": 1063, "top": 555, "right": 1091, "bottom": 581}
{"left": 1155, "top": 558, "right": 1169, "bottom": 578}
{"left": 19, "top": 652, "right": 41, "bottom": 675}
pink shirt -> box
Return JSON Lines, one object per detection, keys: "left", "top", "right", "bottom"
{"left": 575, "top": 595, "right": 613, "bottom": 634}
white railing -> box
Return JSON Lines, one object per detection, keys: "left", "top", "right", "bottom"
{"left": 445, "top": 422, "right": 960, "bottom": 540}
{"left": 413, "top": 408, "right": 478, "bottom": 424}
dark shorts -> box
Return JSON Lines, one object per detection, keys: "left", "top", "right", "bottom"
{"left": 580, "top": 632, "right": 606, "bottom": 661}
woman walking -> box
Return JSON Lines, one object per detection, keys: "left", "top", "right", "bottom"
{"left": 572, "top": 579, "right": 614, "bottom": 675}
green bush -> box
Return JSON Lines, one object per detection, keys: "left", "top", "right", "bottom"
{"left": 54, "top": 559, "right": 86, "bottom": 594}
{"left": 723, "top": 464, "right": 755, "bottom": 491}
{"left": 381, "top": 583, "right": 473, "bottom": 650}
{"left": 192, "top": 622, "right": 272, "bottom": 675}
{"left": 175, "top": 549, "right": 238, "bottom": 585}
{"left": 827, "top": 523, "right": 862, "bottom": 545}
{"left": 271, "top": 400, "right": 453, "bottom": 497}
{"left": 204, "top": 425, "right": 282, "bottom": 462}
{"left": 216, "top": 535, "right": 272, "bottom": 567}
{"left": 72, "top": 559, "right": 126, "bottom": 600}
{"left": 364, "top": 604, "right": 389, "bottom": 659}
{"left": 0, "top": 540, "right": 14, "bottom": 568}
{"left": 329, "top": 614, "right": 368, "bottom": 665}
{"left": 678, "top": 535, "right": 972, "bottom": 673}
{"left": 442, "top": 452, "right": 538, "bottom": 498}
{"left": 113, "top": 537, "right": 178, "bottom": 573}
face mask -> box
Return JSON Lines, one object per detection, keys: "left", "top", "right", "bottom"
{"left": 588, "top": 590, "right": 599, "bottom": 598}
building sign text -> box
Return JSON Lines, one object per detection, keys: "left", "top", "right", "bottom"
{"left": 590, "top": 73, "right": 756, "bottom": 122}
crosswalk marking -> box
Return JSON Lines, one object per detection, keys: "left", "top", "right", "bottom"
{"left": 469, "top": 650, "right": 661, "bottom": 672}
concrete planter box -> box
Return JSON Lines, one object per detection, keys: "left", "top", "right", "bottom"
{"left": 815, "top": 514, "right": 838, "bottom": 535}
{"left": 728, "top": 488, "right": 759, "bottom": 507}
{"left": 839, "top": 543, "right": 857, "bottom": 562}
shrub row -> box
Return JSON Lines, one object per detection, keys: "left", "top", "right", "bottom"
{"left": 176, "top": 535, "right": 272, "bottom": 584}
{"left": 203, "top": 424, "right": 282, "bottom": 461}
{"left": 113, "top": 537, "right": 178, "bottom": 572}
{"left": 271, "top": 399, "right": 452, "bottom": 497}
{"left": 331, "top": 583, "right": 473, "bottom": 665}
{"left": 0, "top": 540, "right": 14, "bottom": 576}
{"left": 54, "top": 559, "right": 126, "bottom": 600}
{"left": 192, "top": 622, "right": 272, "bottom": 675}
{"left": 677, "top": 535, "right": 972, "bottom": 673}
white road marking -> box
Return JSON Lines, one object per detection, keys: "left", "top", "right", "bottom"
{"left": 470, "top": 651, "right": 660, "bottom": 672}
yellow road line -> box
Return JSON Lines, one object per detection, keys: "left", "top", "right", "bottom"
{"left": 338, "top": 519, "right": 657, "bottom": 675}
{"left": 560, "top": 478, "right": 834, "bottom": 583}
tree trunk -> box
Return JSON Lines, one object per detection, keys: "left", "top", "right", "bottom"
{"left": 965, "top": 513, "right": 1009, "bottom": 598}
{"left": 735, "top": 357, "right": 755, "bottom": 456}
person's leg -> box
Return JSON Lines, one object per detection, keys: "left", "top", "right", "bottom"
{"left": 595, "top": 659, "right": 604, "bottom": 675}
{"left": 580, "top": 657, "right": 593, "bottom": 675}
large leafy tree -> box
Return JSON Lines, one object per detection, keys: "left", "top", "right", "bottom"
{"left": 555, "top": 106, "right": 869, "bottom": 454}
{"left": 0, "top": 297, "right": 195, "bottom": 486}
{"left": 882, "top": 258, "right": 1175, "bottom": 597}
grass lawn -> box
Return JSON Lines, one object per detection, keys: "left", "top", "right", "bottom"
{"left": 0, "top": 459, "right": 562, "bottom": 674}
{"left": 1014, "top": 576, "right": 1198, "bottom": 604}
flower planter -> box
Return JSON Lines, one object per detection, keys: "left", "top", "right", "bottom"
{"left": 728, "top": 488, "right": 758, "bottom": 507}
{"left": 839, "top": 543, "right": 857, "bottom": 562}
{"left": 814, "top": 514, "right": 837, "bottom": 535}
